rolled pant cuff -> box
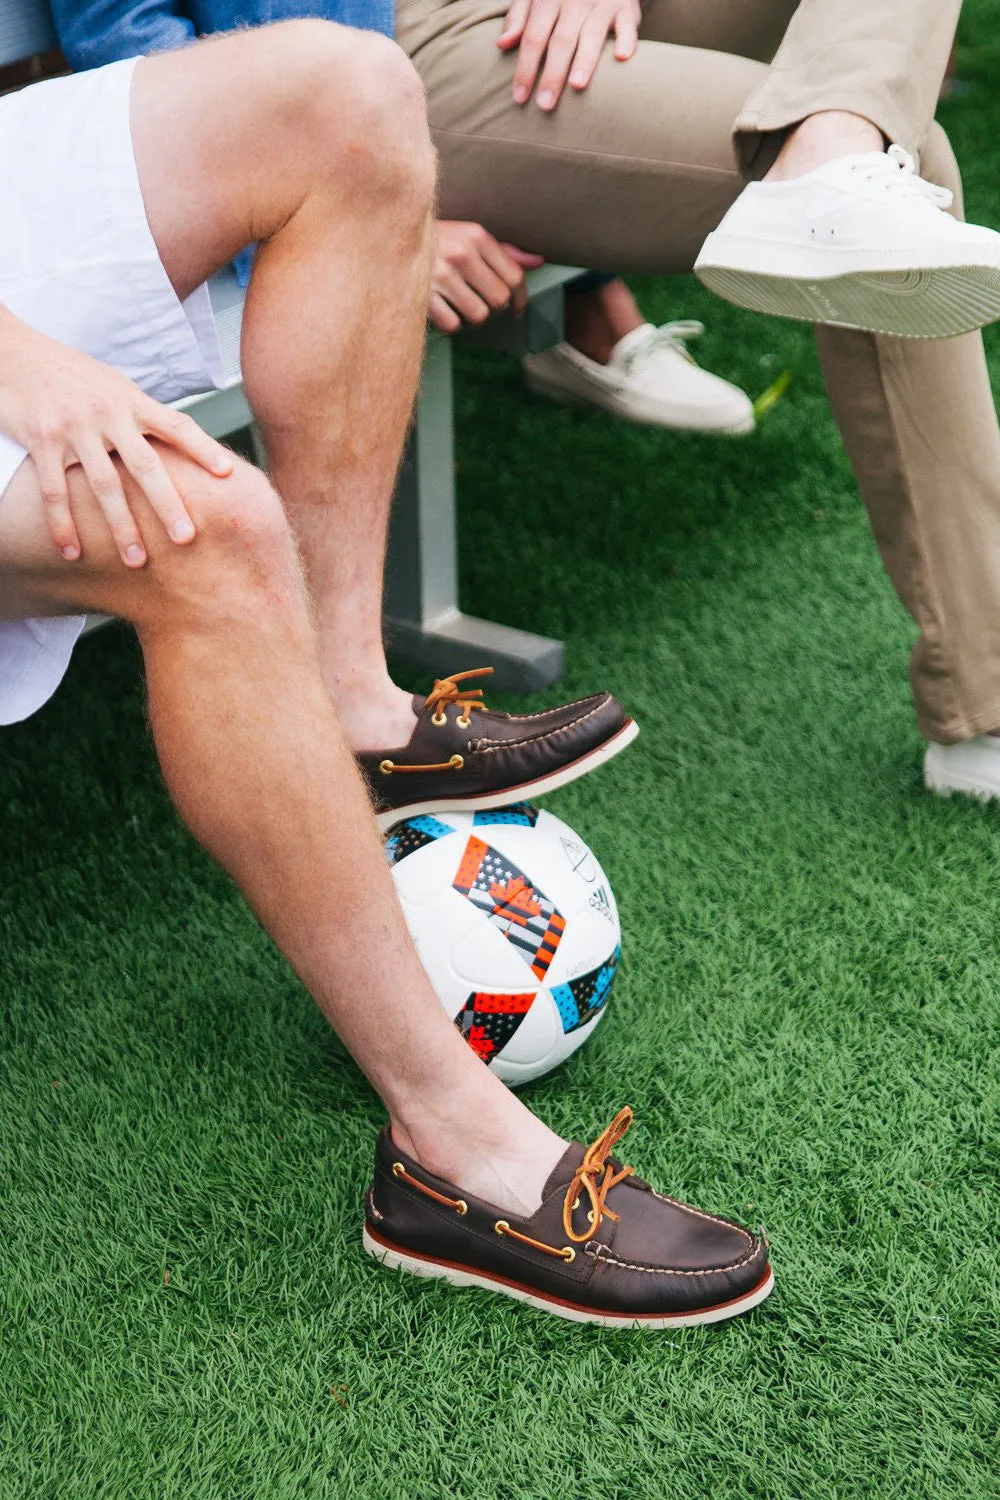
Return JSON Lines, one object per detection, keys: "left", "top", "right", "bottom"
{"left": 734, "top": 86, "right": 920, "bottom": 179}
{"left": 917, "top": 696, "right": 1000, "bottom": 746}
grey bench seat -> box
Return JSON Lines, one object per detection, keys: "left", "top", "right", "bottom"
{"left": 2, "top": 0, "right": 580, "bottom": 690}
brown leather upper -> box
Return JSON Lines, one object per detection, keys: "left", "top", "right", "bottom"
{"left": 365, "top": 1115, "right": 770, "bottom": 1319}
{"left": 358, "top": 669, "right": 629, "bottom": 815}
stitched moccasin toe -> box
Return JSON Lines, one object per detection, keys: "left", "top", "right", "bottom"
{"left": 358, "top": 667, "right": 637, "bottom": 830}
{"left": 363, "top": 1108, "right": 773, "bottom": 1328}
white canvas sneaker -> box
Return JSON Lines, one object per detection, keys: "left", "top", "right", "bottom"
{"left": 522, "top": 321, "right": 755, "bottom": 435}
{"left": 925, "top": 736, "right": 1000, "bottom": 801}
{"left": 695, "top": 145, "right": 1000, "bottom": 338}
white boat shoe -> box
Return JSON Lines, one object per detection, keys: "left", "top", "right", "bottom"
{"left": 925, "top": 736, "right": 1000, "bottom": 801}
{"left": 695, "top": 145, "right": 1000, "bottom": 339}
{"left": 522, "top": 320, "right": 755, "bottom": 435}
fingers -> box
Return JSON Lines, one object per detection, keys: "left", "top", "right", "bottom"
{"left": 612, "top": 0, "right": 639, "bottom": 60}
{"left": 512, "top": 0, "right": 559, "bottom": 102}
{"left": 568, "top": 8, "right": 614, "bottom": 89}
{"left": 534, "top": 17, "right": 585, "bottom": 109}
{"left": 478, "top": 237, "right": 529, "bottom": 317}
{"left": 33, "top": 445, "right": 80, "bottom": 561}
{"left": 502, "top": 244, "right": 547, "bottom": 269}
{"left": 73, "top": 433, "right": 147, "bottom": 567}
{"left": 429, "top": 293, "right": 462, "bottom": 334}
{"left": 110, "top": 424, "right": 197, "bottom": 546}
{"left": 497, "top": 0, "right": 531, "bottom": 49}
{"left": 434, "top": 267, "right": 493, "bottom": 326}
{"left": 145, "top": 402, "right": 233, "bottom": 478}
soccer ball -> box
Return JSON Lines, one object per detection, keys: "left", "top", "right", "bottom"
{"left": 386, "top": 802, "right": 620, "bottom": 1086}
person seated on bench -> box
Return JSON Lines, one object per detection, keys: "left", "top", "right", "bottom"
{"left": 0, "top": 24, "right": 774, "bottom": 1326}
{"left": 50, "top": 0, "right": 757, "bottom": 437}
{"left": 53, "top": 0, "right": 1000, "bottom": 802}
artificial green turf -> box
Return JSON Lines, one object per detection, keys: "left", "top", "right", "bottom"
{"left": 4, "top": 12, "right": 1000, "bottom": 1498}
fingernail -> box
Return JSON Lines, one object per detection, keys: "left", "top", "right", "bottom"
{"left": 513, "top": 84, "right": 528, "bottom": 104}
{"left": 60, "top": 545, "right": 80, "bottom": 561}
{"left": 537, "top": 90, "right": 555, "bottom": 110}
{"left": 125, "top": 544, "right": 146, "bottom": 566}
{"left": 171, "top": 519, "right": 196, "bottom": 543}
{"left": 570, "top": 71, "right": 587, "bottom": 87}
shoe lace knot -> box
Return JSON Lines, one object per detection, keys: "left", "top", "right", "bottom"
{"left": 623, "top": 320, "right": 704, "bottom": 375}
{"left": 424, "top": 666, "right": 494, "bottom": 722}
{"left": 852, "top": 144, "right": 953, "bottom": 211}
{"left": 562, "top": 1105, "right": 636, "bottom": 1243}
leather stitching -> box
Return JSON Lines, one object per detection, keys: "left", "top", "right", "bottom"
{"left": 585, "top": 1241, "right": 760, "bottom": 1276}
{"left": 484, "top": 695, "right": 604, "bottom": 725}
{"left": 474, "top": 701, "right": 611, "bottom": 755}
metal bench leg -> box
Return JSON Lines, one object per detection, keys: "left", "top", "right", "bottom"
{"left": 384, "top": 333, "right": 565, "bottom": 693}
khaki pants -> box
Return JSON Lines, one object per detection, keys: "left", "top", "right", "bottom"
{"left": 397, "top": 0, "right": 1000, "bottom": 744}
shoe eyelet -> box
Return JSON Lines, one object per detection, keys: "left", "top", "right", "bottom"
{"left": 572, "top": 1196, "right": 580, "bottom": 1211}
{"left": 379, "top": 759, "right": 394, "bottom": 776}
{"left": 561, "top": 1247, "right": 576, "bottom": 1263}
{"left": 455, "top": 1200, "right": 468, "bottom": 1216}
{"left": 495, "top": 1219, "right": 509, "bottom": 1236}
{"left": 392, "top": 1161, "right": 405, "bottom": 1177}
{"left": 431, "top": 711, "right": 447, "bottom": 727}
{"left": 456, "top": 714, "right": 471, "bottom": 729}
{"left": 449, "top": 754, "right": 464, "bottom": 771}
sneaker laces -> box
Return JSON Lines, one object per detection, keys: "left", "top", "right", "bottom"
{"left": 621, "top": 320, "right": 704, "bottom": 375}
{"left": 851, "top": 144, "right": 953, "bottom": 211}
{"left": 562, "top": 1105, "right": 636, "bottom": 1244}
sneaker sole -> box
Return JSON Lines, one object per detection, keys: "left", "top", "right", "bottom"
{"left": 695, "top": 233, "right": 1000, "bottom": 338}
{"left": 924, "top": 745, "right": 1000, "bottom": 800}
{"left": 363, "top": 1223, "right": 775, "bottom": 1329}
{"left": 523, "top": 371, "right": 756, "bottom": 436}
{"left": 374, "top": 716, "right": 639, "bottom": 833}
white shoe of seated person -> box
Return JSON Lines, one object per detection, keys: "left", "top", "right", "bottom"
{"left": 695, "top": 144, "right": 1000, "bottom": 339}
{"left": 522, "top": 321, "right": 755, "bottom": 435}
{"left": 924, "top": 736, "right": 1000, "bottom": 801}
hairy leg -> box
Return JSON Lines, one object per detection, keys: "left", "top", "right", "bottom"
{"left": 0, "top": 453, "right": 565, "bottom": 1211}
{"left": 130, "top": 23, "right": 435, "bottom": 750}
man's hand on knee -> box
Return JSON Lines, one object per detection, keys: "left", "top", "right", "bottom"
{"left": 0, "top": 308, "right": 233, "bottom": 568}
{"left": 497, "top": 0, "right": 640, "bottom": 111}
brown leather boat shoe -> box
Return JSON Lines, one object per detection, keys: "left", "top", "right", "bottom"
{"left": 363, "top": 1108, "right": 773, "bottom": 1329}
{"left": 358, "top": 668, "right": 638, "bottom": 831}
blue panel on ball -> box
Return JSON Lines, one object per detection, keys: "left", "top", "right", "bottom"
{"left": 550, "top": 983, "right": 581, "bottom": 1033}
{"left": 473, "top": 802, "right": 540, "bottom": 827}
{"left": 384, "top": 814, "right": 455, "bottom": 866}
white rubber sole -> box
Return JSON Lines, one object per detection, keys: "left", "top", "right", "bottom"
{"left": 523, "top": 370, "right": 756, "bottom": 436}
{"left": 363, "top": 1224, "right": 775, "bottom": 1329}
{"left": 695, "top": 232, "right": 1000, "bottom": 338}
{"left": 374, "top": 716, "right": 639, "bottom": 833}
{"left": 924, "top": 744, "right": 1000, "bottom": 801}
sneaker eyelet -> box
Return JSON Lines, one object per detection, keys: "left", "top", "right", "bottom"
{"left": 431, "top": 711, "right": 447, "bottom": 727}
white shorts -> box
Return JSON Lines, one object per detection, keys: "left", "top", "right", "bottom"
{"left": 0, "top": 57, "right": 223, "bottom": 726}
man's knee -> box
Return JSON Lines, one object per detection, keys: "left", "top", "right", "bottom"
{"left": 159, "top": 456, "right": 305, "bottom": 620}
{"left": 259, "top": 20, "right": 436, "bottom": 209}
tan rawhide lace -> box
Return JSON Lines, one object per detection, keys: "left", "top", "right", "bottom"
{"left": 378, "top": 667, "right": 498, "bottom": 776}
{"left": 424, "top": 666, "right": 495, "bottom": 728}
{"left": 562, "top": 1106, "right": 635, "bottom": 1244}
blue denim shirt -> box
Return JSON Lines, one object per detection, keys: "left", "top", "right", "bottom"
{"left": 51, "top": 0, "right": 394, "bottom": 74}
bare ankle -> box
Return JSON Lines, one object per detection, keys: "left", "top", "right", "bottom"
{"left": 765, "top": 110, "right": 886, "bottom": 183}
{"left": 564, "top": 279, "right": 645, "bottom": 365}
{"left": 391, "top": 1083, "right": 567, "bottom": 1217}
